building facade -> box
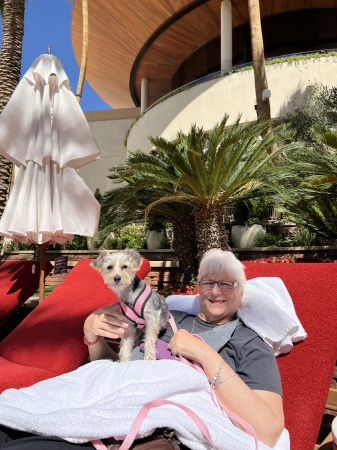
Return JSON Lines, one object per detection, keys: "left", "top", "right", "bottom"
{"left": 72, "top": 1, "right": 337, "bottom": 192}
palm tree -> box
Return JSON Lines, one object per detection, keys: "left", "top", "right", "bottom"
{"left": 100, "top": 141, "right": 198, "bottom": 279}
{"left": 75, "top": 0, "right": 89, "bottom": 103}
{"left": 0, "top": 0, "right": 25, "bottom": 226}
{"left": 101, "top": 116, "right": 297, "bottom": 267}
{"left": 248, "top": 0, "right": 277, "bottom": 154}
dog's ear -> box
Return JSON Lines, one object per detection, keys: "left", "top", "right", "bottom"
{"left": 91, "top": 250, "right": 109, "bottom": 270}
{"left": 124, "top": 248, "right": 142, "bottom": 269}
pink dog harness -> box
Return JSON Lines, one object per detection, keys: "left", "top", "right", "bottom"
{"left": 120, "top": 282, "right": 152, "bottom": 329}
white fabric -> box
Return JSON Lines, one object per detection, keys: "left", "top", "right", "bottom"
{"left": 166, "top": 277, "right": 307, "bottom": 356}
{"left": 239, "top": 277, "right": 307, "bottom": 356}
{"left": 0, "top": 54, "right": 101, "bottom": 245}
{"left": 0, "top": 54, "right": 100, "bottom": 169}
{"left": 0, "top": 359, "right": 290, "bottom": 450}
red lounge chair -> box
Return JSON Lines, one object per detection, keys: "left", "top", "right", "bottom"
{"left": 0, "top": 260, "right": 53, "bottom": 326}
{"left": 0, "top": 257, "right": 151, "bottom": 393}
{"left": 243, "top": 262, "right": 337, "bottom": 450}
{"left": 178, "top": 262, "right": 337, "bottom": 450}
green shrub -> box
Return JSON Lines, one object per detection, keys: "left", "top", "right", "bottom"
{"left": 285, "top": 226, "right": 316, "bottom": 246}
{"left": 63, "top": 235, "right": 88, "bottom": 250}
{"left": 105, "top": 224, "right": 146, "bottom": 249}
{"left": 14, "top": 242, "right": 36, "bottom": 251}
{"left": 2, "top": 239, "right": 14, "bottom": 252}
{"left": 252, "top": 233, "right": 284, "bottom": 248}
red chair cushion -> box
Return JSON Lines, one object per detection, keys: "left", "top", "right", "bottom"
{"left": 0, "top": 260, "right": 53, "bottom": 324}
{"left": 242, "top": 262, "right": 337, "bottom": 450}
{"left": 193, "top": 262, "right": 337, "bottom": 450}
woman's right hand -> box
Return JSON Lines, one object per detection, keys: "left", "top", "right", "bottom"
{"left": 83, "top": 303, "right": 129, "bottom": 341}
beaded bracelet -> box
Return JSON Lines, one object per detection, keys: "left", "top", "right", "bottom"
{"left": 211, "top": 365, "right": 237, "bottom": 390}
{"left": 83, "top": 335, "right": 101, "bottom": 346}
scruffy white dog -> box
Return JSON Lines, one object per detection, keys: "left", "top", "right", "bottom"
{"left": 92, "top": 249, "right": 169, "bottom": 362}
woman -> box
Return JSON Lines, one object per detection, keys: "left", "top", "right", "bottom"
{"left": 0, "top": 249, "right": 285, "bottom": 449}
{"left": 83, "top": 248, "right": 284, "bottom": 448}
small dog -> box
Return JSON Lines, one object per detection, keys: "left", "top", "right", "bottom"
{"left": 92, "top": 249, "right": 169, "bottom": 362}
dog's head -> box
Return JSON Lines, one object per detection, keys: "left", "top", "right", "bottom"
{"left": 91, "top": 249, "right": 142, "bottom": 294}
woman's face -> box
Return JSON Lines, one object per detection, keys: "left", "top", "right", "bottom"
{"left": 198, "top": 273, "right": 243, "bottom": 324}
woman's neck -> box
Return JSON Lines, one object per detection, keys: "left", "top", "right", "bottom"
{"left": 197, "top": 312, "right": 236, "bottom": 325}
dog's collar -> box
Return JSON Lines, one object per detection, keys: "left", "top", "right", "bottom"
{"left": 120, "top": 281, "right": 152, "bottom": 329}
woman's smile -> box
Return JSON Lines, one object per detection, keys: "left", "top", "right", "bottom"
{"left": 207, "top": 298, "right": 226, "bottom": 304}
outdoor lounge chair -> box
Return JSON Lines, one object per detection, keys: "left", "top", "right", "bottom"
{"left": 0, "top": 257, "right": 151, "bottom": 393}
{"left": 0, "top": 259, "right": 335, "bottom": 450}
{"left": 242, "top": 262, "right": 337, "bottom": 450}
{"left": 0, "top": 260, "right": 53, "bottom": 327}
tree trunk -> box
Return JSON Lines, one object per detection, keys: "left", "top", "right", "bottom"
{"left": 172, "top": 218, "right": 198, "bottom": 282}
{"left": 194, "top": 204, "right": 229, "bottom": 262}
{"left": 0, "top": 0, "right": 25, "bottom": 233}
{"left": 248, "top": 0, "right": 277, "bottom": 154}
{"left": 75, "top": 0, "right": 89, "bottom": 103}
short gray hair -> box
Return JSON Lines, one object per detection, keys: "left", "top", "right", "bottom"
{"left": 197, "top": 248, "right": 246, "bottom": 289}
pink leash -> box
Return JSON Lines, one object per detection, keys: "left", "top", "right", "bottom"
{"left": 91, "top": 315, "right": 258, "bottom": 450}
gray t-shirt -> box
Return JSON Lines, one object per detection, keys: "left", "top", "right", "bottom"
{"left": 131, "top": 310, "right": 282, "bottom": 396}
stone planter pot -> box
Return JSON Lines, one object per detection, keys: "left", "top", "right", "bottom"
{"left": 146, "top": 230, "right": 166, "bottom": 250}
{"left": 231, "top": 224, "right": 266, "bottom": 249}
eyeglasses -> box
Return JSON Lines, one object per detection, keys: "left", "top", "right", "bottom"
{"left": 198, "top": 280, "right": 238, "bottom": 291}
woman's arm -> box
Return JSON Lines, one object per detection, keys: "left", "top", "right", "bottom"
{"left": 169, "top": 329, "right": 285, "bottom": 448}
{"left": 83, "top": 303, "right": 129, "bottom": 362}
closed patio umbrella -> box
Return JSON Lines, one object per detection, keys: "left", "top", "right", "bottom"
{"left": 0, "top": 54, "right": 101, "bottom": 302}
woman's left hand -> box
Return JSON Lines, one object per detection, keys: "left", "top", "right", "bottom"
{"left": 169, "top": 329, "right": 211, "bottom": 364}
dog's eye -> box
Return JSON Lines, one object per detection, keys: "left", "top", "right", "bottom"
{"left": 107, "top": 265, "right": 113, "bottom": 270}
{"left": 122, "top": 265, "right": 128, "bottom": 270}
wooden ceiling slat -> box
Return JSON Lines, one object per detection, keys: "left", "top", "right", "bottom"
{"left": 71, "top": 0, "right": 337, "bottom": 109}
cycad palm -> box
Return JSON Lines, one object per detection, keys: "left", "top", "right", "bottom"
{"left": 272, "top": 129, "right": 337, "bottom": 242}
{"left": 144, "top": 116, "right": 294, "bottom": 259}
{"left": 102, "top": 115, "right": 296, "bottom": 267}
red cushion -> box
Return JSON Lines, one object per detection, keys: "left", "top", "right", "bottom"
{"left": 242, "top": 262, "right": 337, "bottom": 450}
{"left": 137, "top": 257, "right": 151, "bottom": 280}
{"left": 193, "top": 262, "right": 337, "bottom": 450}
{"left": 0, "top": 356, "right": 54, "bottom": 392}
{"left": 0, "top": 257, "right": 151, "bottom": 391}
{"left": 0, "top": 260, "right": 53, "bottom": 323}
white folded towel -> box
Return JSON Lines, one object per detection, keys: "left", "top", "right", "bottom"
{"left": 239, "top": 277, "right": 307, "bottom": 356}
{"left": 166, "top": 277, "right": 307, "bottom": 356}
{"left": 0, "top": 359, "right": 290, "bottom": 450}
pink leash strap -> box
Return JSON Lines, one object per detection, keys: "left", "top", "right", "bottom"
{"left": 119, "top": 399, "right": 216, "bottom": 450}
{"left": 91, "top": 399, "right": 216, "bottom": 450}
{"left": 91, "top": 439, "right": 107, "bottom": 450}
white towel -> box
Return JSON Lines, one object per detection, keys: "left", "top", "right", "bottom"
{"left": 239, "top": 278, "right": 307, "bottom": 356}
{"left": 166, "top": 277, "right": 307, "bottom": 356}
{"left": 0, "top": 359, "right": 290, "bottom": 450}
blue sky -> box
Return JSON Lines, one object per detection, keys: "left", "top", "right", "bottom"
{"left": 0, "top": 0, "right": 111, "bottom": 112}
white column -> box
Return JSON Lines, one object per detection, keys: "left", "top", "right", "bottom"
{"left": 221, "top": 0, "right": 232, "bottom": 71}
{"left": 141, "top": 78, "right": 149, "bottom": 113}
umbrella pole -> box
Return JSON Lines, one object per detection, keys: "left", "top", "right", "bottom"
{"left": 39, "top": 243, "right": 49, "bottom": 304}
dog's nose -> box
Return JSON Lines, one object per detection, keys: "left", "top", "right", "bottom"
{"left": 114, "top": 276, "right": 121, "bottom": 283}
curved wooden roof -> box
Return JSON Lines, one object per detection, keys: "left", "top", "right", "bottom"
{"left": 71, "top": 0, "right": 337, "bottom": 109}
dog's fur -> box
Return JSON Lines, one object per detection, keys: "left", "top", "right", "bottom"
{"left": 92, "top": 249, "right": 169, "bottom": 362}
